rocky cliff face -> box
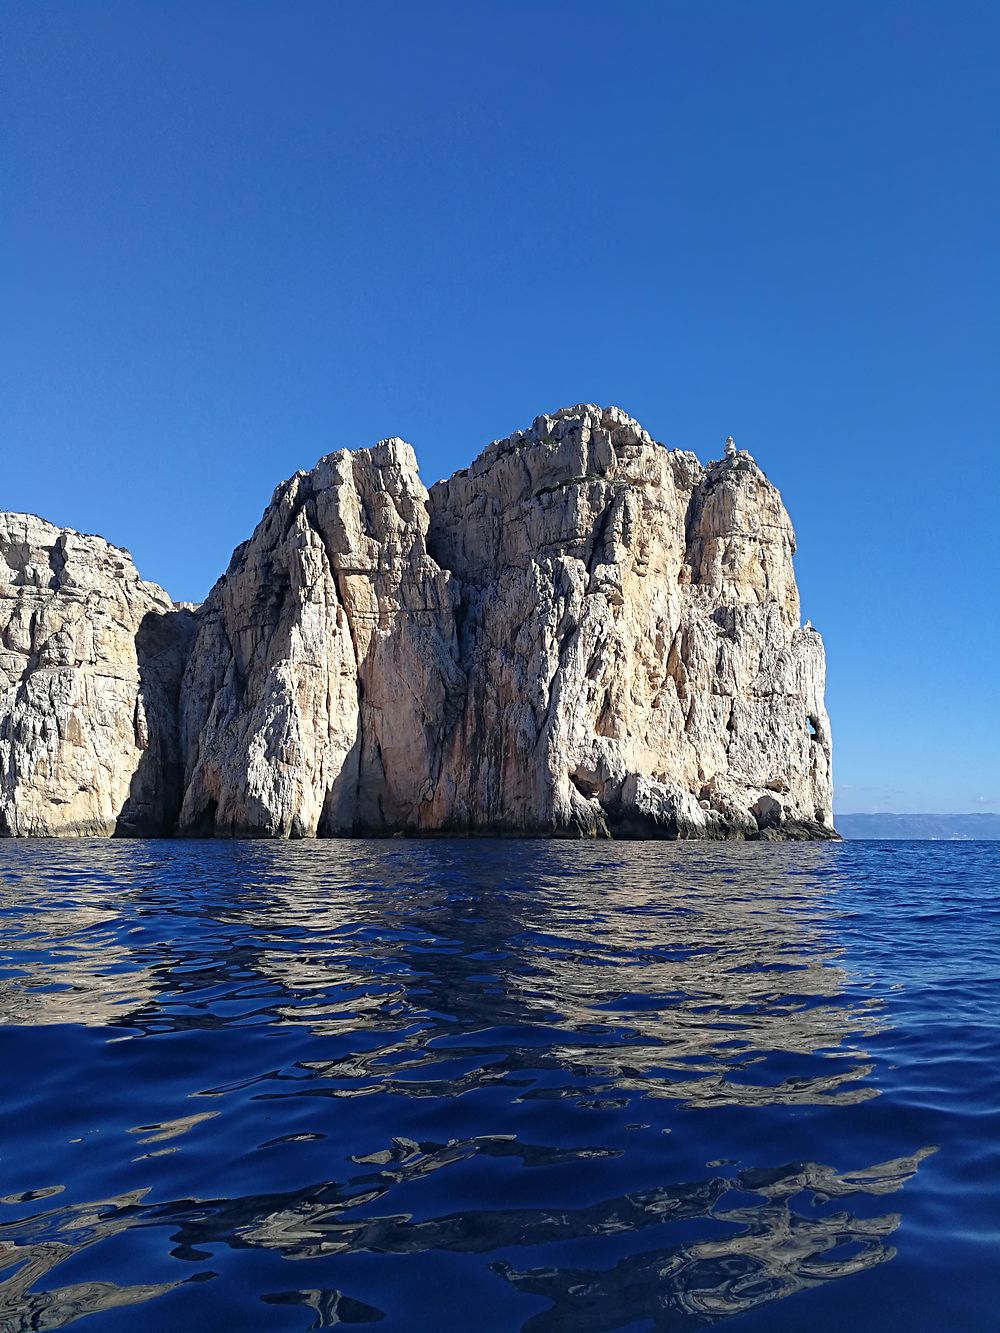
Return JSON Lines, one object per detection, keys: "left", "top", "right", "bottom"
{"left": 424, "top": 407, "right": 832, "bottom": 838}
{"left": 0, "top": 407, "right": 836, "bottom": 839}
{"left": 177, "top": 441, "right": 464, "bottom": 838}
{"left": 0, "top": 514, "right": 196, "bottom": 836}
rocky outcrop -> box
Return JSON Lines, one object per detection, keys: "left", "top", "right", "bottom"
{"left": 424, "top": 407, "right": 832, "bottom": 838}
{"left": 177, "top": 441, "right": 463, "bottom": 837}
{"left": 0, "top": 406, "right": 836, "bottom": 839}
{"left": 0, "top": 514, "right": 196, "bottom": 836}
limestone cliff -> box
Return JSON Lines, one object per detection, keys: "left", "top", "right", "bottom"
{"left": 0, "top": 514, "right": 196, "bottom": 836}
{"left": 177, "top": 441, "right": 463, "bottom": 837}
{"left": 0, "top": 407, "right": 836, "bottom": 839}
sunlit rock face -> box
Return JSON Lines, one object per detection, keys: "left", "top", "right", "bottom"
{"left": 0, "top": 514, "right": 196, "bottom": 836}
{"left": 177, "top": 441, "right": 464, "bottom": 837}
{"left": 426, "top": 405, "right": 833, "bottom": 838}
{"left": 0, "top": 406, "right": 835, "bottom": 839}
{"left": 179, "top": 406, "right": 834, "bottom": 839}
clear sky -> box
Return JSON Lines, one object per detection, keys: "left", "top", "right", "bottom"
{"left": 4, "top": 1, "right": 998, "bottom": 814}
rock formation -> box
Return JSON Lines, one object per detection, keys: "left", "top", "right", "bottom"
{"left": 0, "top": 407, "right": 836, "bottom": 839}
{"left": 177, "top": 441, "right": 464, "bottom": 838}
{"left": 0, "top": 514, "right": 196, "bottom": 836}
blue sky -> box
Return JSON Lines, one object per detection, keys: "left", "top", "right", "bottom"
{"left": 4, "top": 1, "right": 998, "bottom": 814}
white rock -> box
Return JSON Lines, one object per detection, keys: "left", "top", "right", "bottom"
{"left": 0, "top": 406, "right": 836, "bottom": 840}
{"left": 0, "top": 514, "right": 196, "bottom": 836}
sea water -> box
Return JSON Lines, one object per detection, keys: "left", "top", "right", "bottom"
{"left": 0, "top": 839, "right": 997, "bottom": 1331}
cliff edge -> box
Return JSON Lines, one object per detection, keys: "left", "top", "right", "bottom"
{"left": 0, "top": 407, "right": 836, "bottom": 839}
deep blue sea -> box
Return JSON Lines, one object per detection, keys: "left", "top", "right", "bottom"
{"left": 0, "top": 840, "right": 997, "bottom": 1332}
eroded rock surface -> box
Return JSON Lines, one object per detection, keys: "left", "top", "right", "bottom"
{"left": 177, "top": 441, "right": 464, "bottom": 837}
{"left": 0, "top": 514, "right": 196, "bottom": 836}
{"left": 0, "top": 406, "right": 836, "bottom": 839}
{"left": 426, "top": 406, "right": 833, "bottom": 838}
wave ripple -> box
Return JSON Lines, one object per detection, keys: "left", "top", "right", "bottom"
{"left": 0, "top": 839, "right": 997, "bottom": 1330}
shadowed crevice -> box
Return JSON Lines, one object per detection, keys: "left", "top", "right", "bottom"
{"left": 114, "top": 609, "right": 199, "bottom": 837}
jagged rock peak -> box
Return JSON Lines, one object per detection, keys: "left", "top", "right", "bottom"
{"left": 446, "top": 404, "right": 666, "bottom": 485}
{"left": 0, "top": 512, "right": 170, "bottom": 602}
{"left": 524, "top": 403, "right": 657, "bottom": 447}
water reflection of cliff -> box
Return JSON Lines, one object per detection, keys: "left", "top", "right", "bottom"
{"left": 0, "top": 841, "right": 880, "bottom": 1108}
{"left": 0, "top": 840, "right": 929, "bottom": 1331}
{"left": 0, "top": 1143, "right": 934, "bottom": 1332}
{"left": 246, "top": 841, "right": 882, "bottom": 1111}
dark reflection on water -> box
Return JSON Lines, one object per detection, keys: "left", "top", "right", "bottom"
{"left": 0, "top": 840, "right": 997, "bottom": 1331}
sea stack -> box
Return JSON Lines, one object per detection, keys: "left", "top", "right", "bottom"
{"left": 0, "top": 406, "right": 836, "bottom": 839}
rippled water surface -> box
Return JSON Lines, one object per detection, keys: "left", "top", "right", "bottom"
{"left": 0, "top": 840, "right": 997, "bottom": 1331}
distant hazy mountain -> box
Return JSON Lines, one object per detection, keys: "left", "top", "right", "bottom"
{"left": 835, "top": 813, "right": 1000, "bottom": 840}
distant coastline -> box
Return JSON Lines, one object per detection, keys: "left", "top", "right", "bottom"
{"left": 835, "top": 813, "right": 1000, "bottom": 840}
